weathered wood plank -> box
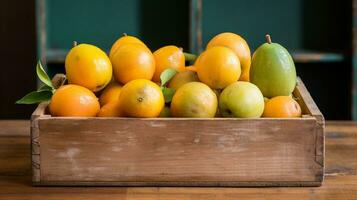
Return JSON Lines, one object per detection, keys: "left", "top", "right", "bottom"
{"left": 294, "top": 77, "right": 325, "bottom": 176}
{"left": 36, "top": 117, "right": 320, "bottom": 185}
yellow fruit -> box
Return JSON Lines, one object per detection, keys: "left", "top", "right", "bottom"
{"left": 152, "top": 45, "right": 185, "bottom": 82}
{"left": 109, "top": 34, "right": 146, "bottom": 60}
{"left": 120, "top": 79, "right": 164, "bottom": 117}
{"left": 171, "top": 82, "right": 217, "bottom": 118}
{"left": 195, "top": 46, "right": 241, "bottom": 89}
{"left": 168, "top": 71, "right": 199, "bottom": 90}
{"left": 264, "top": 97, "right": 270, "bottom": 104}
{"left": 49, "top": 84, "right": 100, "bottom": 117}
{"left": 207, "top": 32, "right": 251, "bottom": 81}
{"left": 65, "top": 44, "right": 112, "bottom": 92}
{"left": 263, "top": 96, "right": 301, "bottom": 118}
{"left": 111, "top": 43, "right": 156, "bottom": 84}
{"left": 185, "top": 65, "right": 197, "bottom": 72}
{"left": 97, "top": 100, "right": 123, "bottom": 117}
{"left": 99, "top": 81, "right": 122, "bottom": 106}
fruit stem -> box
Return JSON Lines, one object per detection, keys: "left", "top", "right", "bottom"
{"left": 184, "top": 52, "right": 197, "bottom": 62}
{"left": 123, "top": 33, "right": 128, "bottom": 37}
{"left": 73, "top": 41, "right": 78, "bottom": 47}
{"left": 265, "top": 34, "right": 272, "bottom": 44}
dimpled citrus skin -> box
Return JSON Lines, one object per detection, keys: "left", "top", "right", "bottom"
{"left": 99, "top": 81, "right": 122, "bottom": 106}
{"left": 109, "top": 35, "right": 146, "bottom": 60}
{"left": 119, "top": 79, "right": 164, "bottom": 117}
{"left": 152, "top": 45, "right": 185, "bottom": 82}
{"left": 111, "top": 43, "right": 156, "bottom": 84}
{"left": 185, "top": 65, "right": 197, "bottom": 72}
{"left": 263, "top": 96, "right": 301, "bottom": 118}
{"left": 65, "top": 44, "right": 112, "bottom": 92}
{"left": 168, "top": 71, "right": 199, "bottom": 90}
{"left": 97, "top": 100, "right": 123, "bottom": 117}
{"left": 219, "top": 81, "right": 264, "bottom": 118}
{"left": 170, "top": 82, "right": 217, "bottom": 118}
{"left": 207, "top": 32, "right": 251, "bottom": 81}
{"left": 195, "top": 46, "right": 241, "bottom": 89}
{"left": 49, "top": 84, "right": 100, "bottom": 117}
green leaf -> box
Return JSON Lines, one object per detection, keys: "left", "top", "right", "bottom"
{"left": 36, "top": 61, "right": 53, "bottom": 88}
{"left": 160, "top": 68, "right": 177, "bottom": 86}
{"left": 38, "top": 84, "right": 53, "bottom": 92}
{"left": 16, "top": 90, "right": 53, "bottom": 104}
{"left": 162, "top": 87, "right": 176, "bottom": 103}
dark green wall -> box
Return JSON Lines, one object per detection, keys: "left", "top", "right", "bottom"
{"left": 45, "top": 0, "right": 189, "bottom": 51}
{"left": 201, "top": 0, "right": 302, "bottom": 51}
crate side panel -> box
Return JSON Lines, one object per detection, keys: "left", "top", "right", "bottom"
{"left": 38, "top": 118, "right": 320, "bottom": 183}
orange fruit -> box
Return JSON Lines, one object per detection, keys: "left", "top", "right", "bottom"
{"left": 195, "top": 46, "right": 241, "bottom": 89}
{"left": 263, "top": 96, "right": 301, "bottom": 118}
{"left": 170, "top": 82, "right": 217, "bottom": 118}
{"left": 207, "top": 32, "right": 251, "bottom": 81}
{"left": 109, "top": 34, "right": 146, "bottom": 60}
{"left": 49, "top": 84, "right": 100, "bottom": 117}
{"left": 99, "top": 81, "right": 122, "bottom": 106}
{"left": 97, "top": 100, "right": 123, "bottom": 117}
{"left": 185, "top": 65, "right": 197, "bottom": 72}
{"left": 65, "top": 44, "right": 112, "bottom": 92}
{"left": 111, "top": 43, "right": 155, "bottom": 84}
{"left": 119, "top": 79, "right": 164, "bottom": 117}
{"left": 152, "top": 45, "right": 185, "bottom": 82}
{"left": 168, "top": 71, "right": 199, "bottom": 90}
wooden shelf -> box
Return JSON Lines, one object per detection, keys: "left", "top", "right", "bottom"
{"left": 45, "top": 49, "right": 345, "bottom": 64}
{"left": 291, "top": 51, "right": 345, "bottom": 63}
{"left": 46, "top": 49, "right": 67, "bottom": 63}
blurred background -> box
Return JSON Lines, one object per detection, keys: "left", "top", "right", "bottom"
{"left": 0, "top": 0, "right": 353, "bottom": 120}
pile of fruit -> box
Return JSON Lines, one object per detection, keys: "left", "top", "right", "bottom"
{"left": 18, "top": 32, "right": 301, "bottom": 118}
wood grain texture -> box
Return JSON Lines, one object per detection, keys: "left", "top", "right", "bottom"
{"left": 294, "top": 78, "right": 325, "bottom": 175}
{"left": 36, "top": 118, "right": 320, "bottom": 186}
{"left": 0, "top": 120, "right": 355, "bottom": 199}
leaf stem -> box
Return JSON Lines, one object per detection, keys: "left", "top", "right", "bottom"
{"left": 184, "top": 52, "right": 197, "bottom": 62}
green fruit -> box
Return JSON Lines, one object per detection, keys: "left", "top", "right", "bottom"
{"left": 219, "top": 81, "right": 264, "bottom": 118}
{"left": 250, "top": 35, "right": 296, "bottom": 98}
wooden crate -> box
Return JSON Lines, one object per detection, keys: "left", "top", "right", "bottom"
{"left": 31, "top": 78, "right": 324, "bottom": 186}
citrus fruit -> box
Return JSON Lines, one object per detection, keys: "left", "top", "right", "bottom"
{"left": 111, "top": 43, "right": 156, "bottom": 84}
{"left": 65, "top": 44, "right": 112, "bottom": 92}
{"left": 99, "top": 81, "right": 122, "bottom": 106}
{"left": 152, "top": 45, "right": 185, "bottom": 82}
{"left": 185, "top": 65, "right": 197, "bottom": 72}
{"left": 119, "top": 79, "right": 164, "bottom": 117}
{"left": 170, "top": 82, "right": 217, "bottom": 118}
{"left": 207, "top": 32, "right": 251, "bottom": 81}
{"left": 49, "top": 84, "right": 100, "bottom": 117}
{"left": 263, "top": 96, "right": 301, "bottom": 118}
{"left": 97, "top": 100, "right": 123, "bottom": 117}
{"left": 168, "top": 71, "right": 199, "bottom": 90}
{"left": 219, "top": 81, "right": 264, "bottom": 118}
{"left": 109, "top": 34, "right": 146, "bottom": 60}
{"left": 195, "top": 46, "right": 241, "bottom": 89}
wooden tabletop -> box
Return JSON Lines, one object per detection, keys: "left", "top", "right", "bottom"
{"left": 0, "top": 120, "right": 356, "bottom": 200}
